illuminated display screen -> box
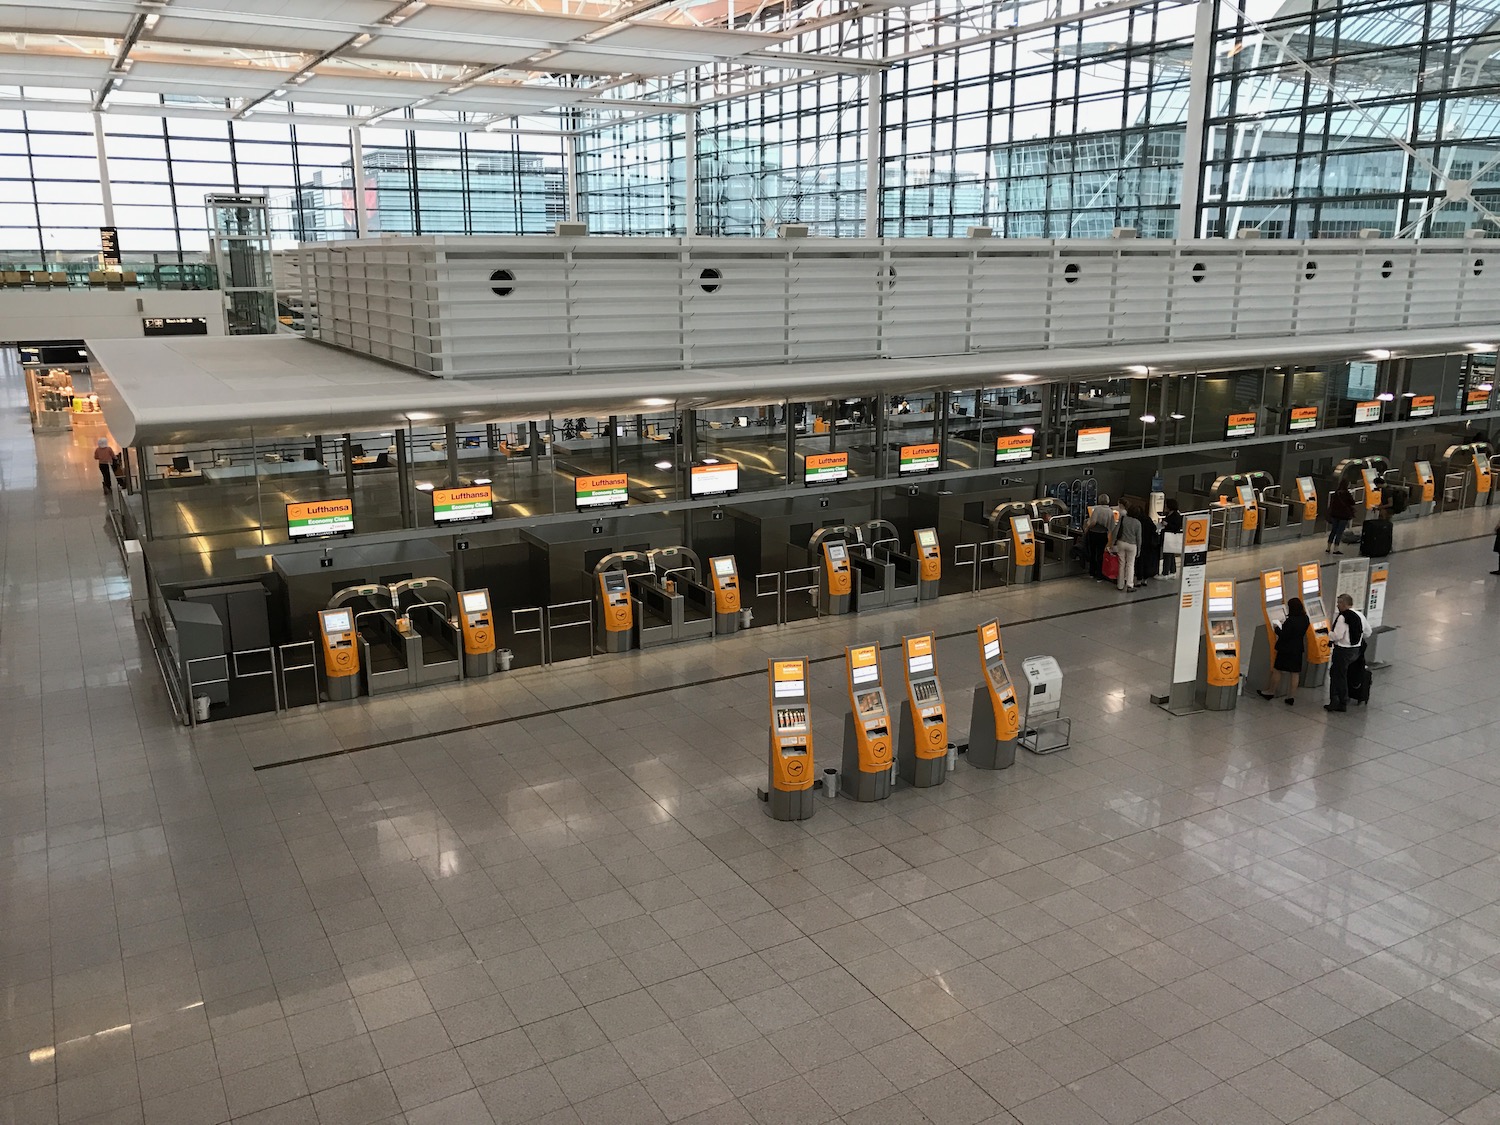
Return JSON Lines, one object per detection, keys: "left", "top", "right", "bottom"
{"left": 994, "top": 433, "right": 1035, "bottom": 464}
{"left": 712, "top": 557, "right": 735, "bottom": 578}
{"left": 1209, "top": 618, "right": 1235, "bottom": 637}
{"left": 1466, "top": 389, "right": 1492, "bottom": 413}
{"left": 288, "top": 499, "right": 353, "bottom": 539}
{"left": 322, "top": 610, "right": 352, "bottom": 632}
{"left": 898, "top": 443, "right": 940, "bottom": 475}
{"left": 1353, "top": 401, "right": 1382, "bottom": 424}
{"left": 1208, "top": 596, "right": 1234, "bottom": 614}
{"left": 602, "top": 571, "right": 627, "bottom": 593}
{"left": 916, "top": 528, "right": 937, "bottom": 548}
{"left": 1408, "top": 395, "right": 1435, "bottom": 419}
{"left": 432, "top": 486, "right": 493, "bottom": 523}
{"left": 1077, "top": 426, "right": 1111, "bottom": 453}
{"left": 690, "top": 462, "right": 739, "bottom": 496}
{"left": 1226, "top": 412, "right": 1257, "bottom": 439}
{"left": 461, "top": 592, "right": 487, "bottom": 613}
{"left": 1289, "top": 406, "right": 1319, "bottom": 431}
{"left": 804, "top": 452, "right": 848, "bottom": 486}
{"left": 826, "top": 542, "right": 848, "bottom": 562}
{"left": 1013, "top": 516, "right": 1032, "bottom": 536}
{"left": 576, "top": 473, "right": 629, "bottom": 509}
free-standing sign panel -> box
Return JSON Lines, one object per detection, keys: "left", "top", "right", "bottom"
{"left": 287, "top": 498, "right": 354, "bottom": 539}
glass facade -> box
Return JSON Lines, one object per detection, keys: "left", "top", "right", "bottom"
{"left": 5, "top": 0, "right": 1500, "bottom": 261}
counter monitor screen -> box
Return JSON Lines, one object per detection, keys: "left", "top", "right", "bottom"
{"left": 1289, "top": 406, "right": 1319, "bottom": 431}
{"left": 712, "top": 557, "right": 735, "bottom": 578}
{"left": 916, "top": 528, "right": 937, "bottom": 549}
{"left": 898, "top": 443, "right": 940, "bottom": 475}
{"left": 287, "top": 499, "right": 354, "bottom": 539}
{"left": 322, "top": 610, "right": 352, "bottom": 633}
{"left": 461, "top": 592, "right": 487, "bottom": 613}
{"left": 1409, "top": 396, "right": 1436, "bottom": 419}
{"left": 172, "top": 455, "right": 191, "bottom": 473}
{"left": 690, "top": 462, "right": 739, "bottom": 497}
{"left": 1208, "top": 595, "right": 1234, "bottom": 614}
{"left": 1077, "top": 426, "right": 1111, "bottom": 454}
{"left": 994, "top": 433, "right": 1035, "bottom": 464}
{"left": 826, "top": 542, "right": 847, "bottom": 562}
{"left": 1226, "top": 412, "right": 1257, "bottom": 439}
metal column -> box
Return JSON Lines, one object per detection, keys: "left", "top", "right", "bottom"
{"left": 396, "top": 427, "right": 412, "bottom": 528}
{"left": 342, "top": 433, "right": 354, "bottom": 497}
{"left": 445, "top": 422, "right": 459, "bottom": 484}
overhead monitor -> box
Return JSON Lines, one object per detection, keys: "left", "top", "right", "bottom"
{"left": 321, "top": 609, "right": 352, "bottom": 632}
{"left": 576, "top": 473, "right": 629, "bottom": 509}
{"left": 460, "top": 592, "right": 487, "bottom": 612}
{"left": 1225, "top": 412, "right": 1257, "bottom": 439}
{"left": 1077, "top": 426, "right": 1110, "bottom": 454}
{"left": 994, "top": 433, "right": 1035, "bottom": 464}
{"left": 1466, "top": 388, "right": 1492, "bottom": 413}
{"left": 690, "top": 461, "right": 739, "bottom": 497}
{"left": 1288, "top": 406, "right": 1319, "bottom": 432}
{"left": 712, "top": 557, "right": 736, "bottom": 578}
{"left": 1407, "top": 395, "right": 1436, "bottom": 419}
{"left": 431, "top": 485, "right": 493, "bottom": 523}
{"left": 898, "top": 443, "right": 940, "bottom": 475}
{"left": 804, "top": 452, "right": 848, "bottom": 486}
{"left": 172, "top": 455, "right": 191, "bottom": 473}
{"left": 1353, "top": 400, "right": 1382, "bottom": 424}
{"left": 287, "top": 499, "right": 354, "bottom": 539}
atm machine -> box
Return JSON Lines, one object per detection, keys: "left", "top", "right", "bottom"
{"left": 987, "top": 502, "right": 1036, "bottom": 584}
{"left": 808, "top": 528, "right": 854, "bottom": 615}
{"left": 1410, "top": 461, "right": 1436, "bottom": 516}
{"left": 913, "top": 528, "right": 941, "bottom": 600}
{"left": 1249, "top": 568, "right": 1287, "bottom": 697}
{"left": 317, "top": 607, "right": 361, "bottom": 701}
{"left": 1290, "top": 476, "right": 1319, "bottom": 535}
{"left": 707, "top": 555, "right": 742, "bottom": 633}
{"left": 1030, "top": 498, "right": 1076, "bottom": 579}
{"left": 1198, "top": 581, "right": 1241, "bottom": 711}
{"left": 1441, "top": 443, "right": 1493, "bottom": 508}
{"left": 1297, "top": 561, "right": 1333, "bottom": 688}
{"left": 896, "top": 633, "right": 949, "bottom": 788}
{"left": 458, "top": 589, "right": 497, "bottom": 677}
{"left": 967, "top": 619, "right": 1020, "bottom": 770}
{"left": 763, "top": 658, "right": 815, "bottom": 821}
{"left": 841, "top": 643, "right": 894, "bottom": 802}
{"left": 592, "top": 557, "right": 639, "bottom": 653}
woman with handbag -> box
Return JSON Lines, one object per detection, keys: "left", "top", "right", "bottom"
{"left": 1257, "top": 596, "right": 1309, "bottom": 706}
{"left": 1160, "top": 499, "right": 1184, "bottom": 577}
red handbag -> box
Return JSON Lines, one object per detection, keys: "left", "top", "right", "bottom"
{"left": 1102, "top": 550, "right": 1120, "bottom": 581}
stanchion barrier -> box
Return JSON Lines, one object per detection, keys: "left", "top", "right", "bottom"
{"left": 754, "top": 571, "right": 783, "bottom": 626}
{"left": 232, "top": 647, "right": 279, "bottom": 713}
{"left": 277, "top": 641, "right": 319, "bottom": 710}
{"left": 185, "top": 654, "right": 229, "bottom": 728}
{"left": 977, "top": 538, "right": 1010, "bottom": 591}
{"left": 953, "top": 541, "right": 978, "bottom": 594}
{"left": 512, "top": 606, "right": 545, "bottom": 664}
{"left": 784, "top": 565, "right": 819, "bottom": 618}
{"left": 545, "top": 600, "right": 594, "bottom": 663}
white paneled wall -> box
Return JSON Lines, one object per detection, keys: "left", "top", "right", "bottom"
{"left": 302, "top": 236, "right": 1500, "bottom": 379}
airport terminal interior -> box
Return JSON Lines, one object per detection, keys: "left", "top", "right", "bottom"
{"left": 10, "top": 0, "right": 1500, "bottom": 1122}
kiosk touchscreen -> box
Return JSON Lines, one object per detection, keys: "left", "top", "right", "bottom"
{"left": 763, "top": 658, "right": 815, "bottom": 821}
{"left": 457, "top": 590, "right": 497, "bottom": 677}
{"left": 914, "top": 528, "right": 941, "bottom": 600}
{"left": 1236, "top": 483, "right": 1259, "bottom": 538}
{"left": 820, "top": 540, "right": 853, "bottom": 614}
{"left": 597, "top": 569, "right": 633, "bottom": 652}
{"left": 318, "top": 607, "right": 360, "bottom": 701}
{"left": 1298, "top": 562, "right": 1332, "bottom": 686}
{"left": 1199, "top": 581, "right": 1241, "bottom": 711}
{"left": 896, "top": 633, "right": 948, "bottom": 788}
{"left": 841, "top": 644, "right": 894, "bottom": 802}
{"left": 1360, "top": 466, "right": 1383, "bottom": 511}
{"left": 1009, "top": 515, "right": 1036, "bottom": 576}
{"left": 968, "top": 619, "right": 1020, "bottom": 769}
{"left": 1295, "top": 477, "right": 1318, "bottom": 526}
{"left": 708, "top": 555, "right": 741, "bottom": 632}
{"left": 1412, "top": 461, "right": 1435, "bottom": 514}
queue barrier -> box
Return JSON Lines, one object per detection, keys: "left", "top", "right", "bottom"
{"left": 754, "top": 571, "right": 783, "bottom": 626}
{"left": 277, "top": 641, "right": 319, "bottom": 710}
{"left": 977, "top": 538, "right": 1011, "bottom": 591}
{"left": 512, "top": 606, "right": 545, "bottom": 665}
{"left": 1442, "top": 472, "right": 1466, "bottom": 512}
{"left": 185, "top": 654, "right": 229, "bottom": 728}
{"left": 232, "top": 646, "right": 279, "bottom": 711}
{"left": 545, "top": 600, "right": 594, "bottom": 664}
{"left": 953, "top": 541, "right": 978, "bottom": 594}
{"left": 784, "top": 565, "right": 820, "bottom": 619}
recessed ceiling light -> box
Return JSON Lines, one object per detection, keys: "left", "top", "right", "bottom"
{"left": 472, "top": 477, "right": 491, "bottom": 485}
{"left": 415, "top": 482, "right": 435, "bottom": 492}
{"left": 643, "top": 398, "right": 671, "bottom": 407}
{"left": 1019, "top": 427, "right": 1035, "bottom": 435}
{"left": 654, "top": 460, "right": 673, "bottom": 470}
{"left": 1139, "top": 413, "right": 1157, "bottom": 423}
{"left": 1170, "top": 412, "right": 1185, "bottom": 420}
{"left": 1376, "top": 392, "right": 1395, "bottom": 401}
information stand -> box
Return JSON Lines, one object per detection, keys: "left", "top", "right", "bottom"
{"left": 1412, "top": 462, "right": 1435, "bottom": 515}
{"left": 1248, "top": 568, "right": 1286, "bottom": 696}
{"left": 896, "top": 633, "right": 948, "bottom": 787}
{"left": 967, "top": 619, "right": 1020, "bottom": 769}
{"left": 1365, "top": 562, "right": 1395, "bottom": 668}
{"left": 840, "top": 644, "right": 894, "bottom": 801}
{"left": 762, "top": 658, "right": 815, "bottom": 821}
{"left": 1198, "top": 581, "right": 1241, "bottom": 710}
{"left": 914, "top": 528, "right": 941, "bottom": 600}
{"left": 819, "top": 541, "right": 853, "bottom": 615}
{"left": 597, "top": 570, "right": 633, "bottom": 653}
{"left": 1160, "top": 512, "right": 1211, "bottom": 715}
{"left": 1019, "top": 656, "right": 1069, "bottom": 754}
{"left": 318, "top": 608, "right": 360, "bottom": 701}
{"left": 458, "top": 589, "right": 497, "bottom": 677}
{"left": 1298, "top": 561, "right": 1333, "bottom": 687}
{"left": 708, "top": 555, "right": 742, "bottom": 633}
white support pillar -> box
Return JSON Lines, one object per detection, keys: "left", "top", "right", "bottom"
{"left": 864, "top": 70, "right": 885, "bottom": 238}
{"left": 92, "top": 111, "right": 115, "bottom": 228}
{"left": 351, "top": 127, "right": 369, "bottom": 237}
{"left": 683, "top": 112, "right": 698, "bottom": 237}
{"left": 1176, "top": 0, "right": 1216, "bottom": 238}
{"left": 565, "top": 132, "right": 580, "bottom": 222}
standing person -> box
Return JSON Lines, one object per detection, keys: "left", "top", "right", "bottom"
{"left": 1135, "top": 505, "right": 1162, "bottom": 586}
{"left": 1257, "top": 596, "right": 1309, "bottom": 706}
{"left": 1325, "top": 593, "right": 1366, "bottom": 713}
{"left": 1492, "top": 519, "right": 1500, "bottom": 575}
{"left": 1083, "top": 495, "right": 1115, "bottom": 580}
{"left": 1326, "top": 483, "right": 1356, "bottom": 555}
{"left": 93, "top": 438, "right": 116, "bottom": 496}
{"left": 1110, "top": 502, "right": 1142, "bottom": 592}
{"left": 1160, "top": 498, "right": 1184, "bottom": 577}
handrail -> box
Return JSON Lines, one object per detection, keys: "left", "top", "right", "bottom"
{"left": 277, "top": 641, "right": 319, "bottom": 710}
{"left": 753, "top": 571, "right": 782, "bottom": 626}
{"left": 185, "top": 654, "right": 229, "bottom": 728}
{"left": 512, "top": 606, "right": 545, "bottom": 664}
{"left": 545, "top": 600, "right": 593, "bottom": 664}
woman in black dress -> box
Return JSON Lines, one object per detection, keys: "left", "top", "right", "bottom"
{"left": 1492, "top": 520, "right": 1500, "bottom": 575}
{"left": 1257, "top": 596, "right": 1309, "bottom": 706}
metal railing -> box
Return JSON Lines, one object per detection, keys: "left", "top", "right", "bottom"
{"left": 953, "top": 541, "right": 979, "bottom": 594}
{"left": 784, "top": 565, "right": 820, "bottom": 619}
{"left": 977, "top": 538, "right": 1011, "bottom": 591}
{"left": 545, "top": 600, "right": 594, "bottom": 664}
{"left": 753, "top": 571, "right": 782, "bottom": 627}
{"left": 278, "top": 641, "right": 319, "bottom": 710}
{"left": 185, "top": 654, "right": 229, "bottom": 728}
{"left": 232, "top": 647, "right": 279, "bottom": 712}
{"left": 512, "top": 607, "right": 544, "bottom": 666}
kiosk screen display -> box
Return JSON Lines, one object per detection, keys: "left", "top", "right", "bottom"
{"left": 855, "top": 690, "right": 883, "bottom": 715}
{"left": 1297, "top": 477, "right": 1316, "bottom": 499}
{"left": 1477, "top": 453, "right": 1491, "bottom": 472}
{"left": 983, "top": 639, "right": 1001, "bottom": 662}
{"left": 1208, "top": 594, "right": 1234, "bottom": 614}
{"left": 917, "top": 528, "right": 937, "bottom": 548}
{"left": 1305, "top": 597, "right": 1325, "bottom": 620}
{"left": 1289, "top": 406, "right": 1319, "bottom": 431}
{"left": 826, "top": 542, "right": 848, "bottom": 562}
{"left": 603, "top": 571, "right": 627, "bottom": 594}
{"left": 461, "top": 592, "right": 487, "bottom": 613}
{"left": 1236, "top": 484, "right": 1256, "bottom": 508}
{"left": 1353, "top": 401, "right": 1382, "bottom": 424}
{"left": 288, "top": 499, "right": 354, "bottom": 539}
{"left": 775, "top": 707, "right": 807, "bottom": 731}
{"left": 1012, "top": 516, "right": 1032, "bottom": 537}
{"left": 1209, "top": 618, "right": 1235, "bottom": 637}
{"left": 772, "top": 660, "right": 805, "bottom": 699}
{"left": 912, "top": 679, "right": 939, "bottom": 702}
{"left": 323, "top": 610, "right": 352, "bottom": 633}
{"left": 712, "top": 557, "right": 735, "bottom": 578}
{"left": 908, "top": 653, "right": 934, "bottom": 673}
{"left": 1077, "top": 426, "right": 1111, "bottom": 453}
{"left": 690, "top": 462, "right": 739, "bottom": 496}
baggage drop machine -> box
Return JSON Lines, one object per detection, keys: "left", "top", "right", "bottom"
{"left": 857, "top": 520, "right": 921, "bottom": 608}
{"left": 1198, "top": 581, "right": 1242, "bottom": 711}
{"left": 1441, "top": 444, "right": 1493, "bottom": 508}
{"left": 1297, "top": 561, "right": 1333, "bottom": 687}
{"left": 326, "top": 582, "right": 409, "bottom": 696}
{"left": 1290, "top": 476, "right": 1319, "bottom": 535}
{"left": 762, "top": 658, "right": 815, "bottom": 821}
{"left": 458, "top": 589, "right": 497, "bottom": 678}
{"left": 807, "top": 528, "right": 855, "bottom": 615}
{"left": 1030, "top": 498, "right": 1076, "bottom": 579}
{"left": 590, "top": 552, "right": 646, "bottom": 653}
{"left": 841, "top": 643, "right": 894, "bottom": 802}
{"left": 647, "top": 547, "right": 716, "bottom": 642}
{"left": 913, "top": 527, "right": 941, "bottom": 600}
{"left": 1209, "top": 473, "right": 1268, "bottom": 547}
{"left": 967, "top": 619, "right": 1020, "bottom": 770}
{"left": 987, "top": 502, "right": 1037, "bottom": 584}
{"left": 391, "top": 577, "right": 462, "bottom": 686}
{"left": 897, "top": 633, "right": 949, "bottom": 788}
{"left": 707, "top": 555, "right": 743, "bottom": 633}
{"left": 317, "top": 606, "right": 361, "bottom": 701}
{"left": 1410, "top": 461, "right": 1436, "bottom": 516}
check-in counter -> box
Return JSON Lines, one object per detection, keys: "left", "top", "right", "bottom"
{"left": 1257, "top": 485, "right": 1294, "bottom": 543}
{"left": 628, "top": 573, "right": 680, "bottom": 649}
{"left": 860, "top": 520, "right": 920, "bottom": 607}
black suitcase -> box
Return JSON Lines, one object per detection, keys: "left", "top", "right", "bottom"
{"left": 1359, "top": 519, "right": 1392, "bottom": 558}
{"left": 1348, "top": 652, "right": 1371, "bottom": 705}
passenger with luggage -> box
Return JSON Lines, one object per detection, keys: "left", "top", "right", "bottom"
{"left": 1325, "top": 594, "right": 1367, "bottom": 713}
{"left": 1160, "top": 498, "right": 1184, "bottom": 577}
{"left": 1109, "top": 503, "right": 1142, "bottom": 593}
{"left": 1083, "top": 496, "right": 1116, "bottom": 580}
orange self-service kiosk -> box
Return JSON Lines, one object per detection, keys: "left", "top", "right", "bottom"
{"left": 1360, "top": 466, "right": 1383, "bottom": 512}
{"left": 1009, "top": 514, "right": 1037, "bottom": 579}
{"left": 1236, "top": 483, "right": 1259, "bottom": 542}
{"left": 897, "top": 633, "right": 948, "bottom": 788}
{"left": 318, "top": 607, "right": 361, "bottom": 701}
{"left": 1199, "top": 581, "right": 1241, "bottom": 711}
{"left": 1297, "top": 561, "right": 1332, "bottom": 687}
{"left": 967, "top": 619, "right": 1020, "bottom": 769}
{"left": 597, "top": 568, "right": 633, "bottom": 652}
{"left": 1249, "top": 568, "right": 1287, "bottom": 696}
{"left": 708, "top": 555, "right": 742, "bottom": 632}
{"left": 458, "top": 589, "right": 497, "bottom": 677}
{"left": 1412, "top": 461, "right": 1435, "bottom": 515}
{"left": 914, "top": 528, "right": 941, "bottom": 600}
{"left": 819, "top": 539, "right": 853, "bottom": 614}
{"left": 840, "top": 643, "right": 894, "bottom": 802}
{"left": 762, "top": 658, "right": 815, "bottom": 821}
{"left": 1294, "top": 476, "right": 1318, "bottom": 528}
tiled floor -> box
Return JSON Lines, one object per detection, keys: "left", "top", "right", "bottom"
{"left": 7, "top": 349, "right": 1500, "bottom": 1125}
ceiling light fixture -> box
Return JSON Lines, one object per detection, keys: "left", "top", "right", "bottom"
{"left": 1479, "top": 382, "right": 1495, "bottom": 392}
{"left": 1139, "top": 413, "right": 1157, "bottom": 423}
{"left": 415, "top": 481, "right": 435, "bottom": 492}
{"left": 142, "top": 12, "right": 160, "bottom": 29}
{"left": 1376, "top": 392, "right": 1395, "bottom": 401}
{"left": 1019, "top": 426, "right": 1036, "bottom": 435}
{"left": 472, "top": 476, "right": 492, "bottom": 486}
{"left": 642, "top": 398, "right": 671, "bottom": 407}
{"left": 654, "top": 460, "right": 673, "bottom": 470}
{"left": 350, "top": 32, "right": 372, "bottom": 48}
{"left": 1170, "top": 412, "right": 1185, "bottom": 419}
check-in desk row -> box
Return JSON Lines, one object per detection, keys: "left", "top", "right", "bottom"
{"left": 594, "top": 547, "right": 741, "bottom": 653}
{"left": 812, "top": 526, "right": 941, "bottom": 614}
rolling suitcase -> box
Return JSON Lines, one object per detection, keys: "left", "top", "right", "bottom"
{"left": 1348, "top": 650, "right": 1371, "bottom": 705}
{"left": 1359, "top": 519, "right": 1392, "bottom": 559}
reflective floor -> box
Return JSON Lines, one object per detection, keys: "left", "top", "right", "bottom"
{"left": 7, "top": 349, "right": 1500, "bottom": 1125}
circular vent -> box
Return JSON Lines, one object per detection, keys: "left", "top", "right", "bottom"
{"left": 489, "top": 268, "right": 515, "bottom": 296}
{"left": 1191, "top": 262, "right": 1207, "bottom": 284}
{"left": 699, "top": 267, "right": 722, "bottom": 294}
{"left": 1304, "top": 261, "right": 1318, "bottom": 281}
{"left": 1381, "top": 259, "right": 1394, "bottom": 279}
{"left": 1063, "top": 262, "right": 1081, "bottom": 283}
